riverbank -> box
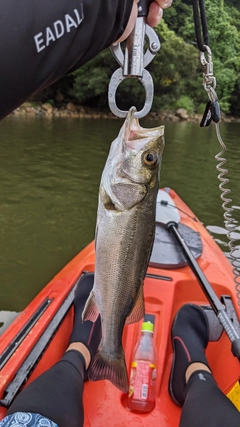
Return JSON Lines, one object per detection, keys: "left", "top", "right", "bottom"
{"left": 11, "top": 101, "right": 240, "bottom": 123}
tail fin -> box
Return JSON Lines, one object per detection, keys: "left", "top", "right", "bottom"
{"left": 88, "top": 348, "right": 129, "bottom": 393}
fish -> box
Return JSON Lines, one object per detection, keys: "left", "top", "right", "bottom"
{"left": 82, "top": 108, "right": 165, "bottom": 392}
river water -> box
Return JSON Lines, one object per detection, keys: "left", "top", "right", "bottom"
{"left": 0, "top": 115, "right": 239, "bottom": 321}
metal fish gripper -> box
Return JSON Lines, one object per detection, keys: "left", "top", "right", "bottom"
{"left": 108, "top": 0, "right": 160, "bottom": 119}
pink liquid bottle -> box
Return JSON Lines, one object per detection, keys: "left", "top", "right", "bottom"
{"left": 128, "top": 316, "right": 157, "bottom": 413}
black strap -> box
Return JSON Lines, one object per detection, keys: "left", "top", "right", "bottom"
{"left": 138, "top": 0, "right": 152, "bottom": 16}
{"left": 193, "top": 0, "right": 210, "bottom": 52}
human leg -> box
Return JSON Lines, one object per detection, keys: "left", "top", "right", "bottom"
{"left": 7, "top": 350, "right": 86, "bottom": 427}
{"left": 7, "top": 273, "right": 101, "bottom": 427}
{"left": 169, "top": 304, "right": 240, "bottom": 427}
{"left": 180, "top": 368, "right": 240, "bottom": 427}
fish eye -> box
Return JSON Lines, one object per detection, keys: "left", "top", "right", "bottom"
{"left": 143, "top": 151, "right": 158, "bottom": 167}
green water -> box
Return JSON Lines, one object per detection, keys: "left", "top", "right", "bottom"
{"left": 0, "top": 115, "right": 239, "bottom": 316}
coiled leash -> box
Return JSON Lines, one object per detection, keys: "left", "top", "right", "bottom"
{"left": 193, "top": 0, "right": 240, "bottom": 358}
{"left": 108, "top": 0, "right": 160, "bottom": 119}
{"left": 108, "top": 0, "right": 240, "bottom": 358}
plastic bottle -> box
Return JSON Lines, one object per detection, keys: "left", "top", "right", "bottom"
{"left": 128, "top": 319, "right": 157, "bottom": 413}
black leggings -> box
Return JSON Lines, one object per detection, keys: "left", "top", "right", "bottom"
{"left": 179, "top": 370, "right": 240, "bottom": 427}
{"left": 7, "top": 359, "right": 240, "bottom": 427}
{"left": 7, "top": 350, "right": 85, "bottom": 427}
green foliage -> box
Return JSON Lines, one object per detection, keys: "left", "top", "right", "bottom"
{"left": 163, "top": 0, "right": 193, "bottom": 41}
{"left": 37, "top": 0, "right": 240, "bottom": 116}
{"left": 164, "top": 0, "right": 240, "bottom": 114}
{"left": 69, "top": 49, "right": 115, "bottom": 108}
{"left": 225, "top": 0, "right": 240, "bottom": 11}
{"left": 196, "top": 103, "right": 207, "bottom": 115}
{"left": 151, "top": 22, "right": 205, "bottom": 111}
{"left": 175, "top": 95, "right": 195, "bottom": 113}
{"left": 229, "top": 73, "right": 240, "bottom": 116}
{"left": 46, "top": 99, "right": 55, "bottom": 107}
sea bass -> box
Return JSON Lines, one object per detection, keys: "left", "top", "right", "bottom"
{"left": 83, "top": 108, "right": 164, "bottom": 392}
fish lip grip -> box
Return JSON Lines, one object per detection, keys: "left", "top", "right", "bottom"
{"left": 108, "top": 0, "right": 160, "bottom": 119}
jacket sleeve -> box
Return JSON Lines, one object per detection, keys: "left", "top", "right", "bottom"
{"left": 0, "top": 0, "right": 133, "bottom": 121}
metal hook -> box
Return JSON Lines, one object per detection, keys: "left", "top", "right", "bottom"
{"left": 200, "top": 45, "right": 216, "bottom": 90}
{"left": 108, "top": 68, "right": 154, "bottom": 119}
{"left": 108, "top": 23, "right": 160, "bottom": 119}
{"left": 110, "top": 26, "right": 160, "bottom": 72}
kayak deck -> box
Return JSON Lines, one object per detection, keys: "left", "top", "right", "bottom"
{"left": 0, "top": 188, "right": 239, "bottom": 426}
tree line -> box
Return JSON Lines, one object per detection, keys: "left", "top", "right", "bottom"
{"left": 37, "top": 0, "right": 240, "bottom": 116}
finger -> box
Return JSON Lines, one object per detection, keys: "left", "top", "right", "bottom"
{"left": 146, "top": 2, "right": 163, "bottom": 28}
{"left": 156, "top": 0, "right": 173, "bottom": 9}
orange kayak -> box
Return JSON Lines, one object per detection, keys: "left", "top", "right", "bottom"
{"left": 0, "top": 188, "right": 239, "bottom": 426}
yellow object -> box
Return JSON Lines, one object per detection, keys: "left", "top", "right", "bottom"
{"left": 142, "top": 321, "right": 154, "bottom": 333}
{"left": 227, "top": 382, "right": 240, "bottom": 411}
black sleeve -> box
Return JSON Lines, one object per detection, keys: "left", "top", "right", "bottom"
{"left": 0, "top": 0, "right": 133, "bottom": 121}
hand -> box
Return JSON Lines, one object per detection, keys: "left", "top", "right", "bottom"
{"left": 147, "top": 0, "right": 173, "bottom": 27}
{"left": 116, "top": 0, "right": 173, "bottom": 43}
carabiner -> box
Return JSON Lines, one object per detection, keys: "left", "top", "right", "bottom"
{"left": 200, "top": 45, "right": 216, "bottom": 90}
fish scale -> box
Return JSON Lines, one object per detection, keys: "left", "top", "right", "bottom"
{"left": 82, "top": 108, "right": 164, "bottom": 392}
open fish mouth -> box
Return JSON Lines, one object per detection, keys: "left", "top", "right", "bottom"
{"left": 100, "top": 108, "right": 164, "bottom": 211}
{"left": 124, "top": 107, "right": 164, "bottom": 151}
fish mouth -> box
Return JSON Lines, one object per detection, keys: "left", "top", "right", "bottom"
{"left": 124, "top": 107, "right": 139, "bottom": 145}
{"left": 124, "top": 107, "right": 164, "bottom": 151}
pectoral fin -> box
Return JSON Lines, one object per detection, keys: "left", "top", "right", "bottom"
{"left": 82, "top": 291, "right": 100, "bottom": 322}
{"left": 125, "top": 286, "right": 145, "bottom": 325}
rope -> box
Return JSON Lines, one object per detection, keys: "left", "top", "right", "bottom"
{"left": 193, "top": 0, "right": 210, "bottom": 52}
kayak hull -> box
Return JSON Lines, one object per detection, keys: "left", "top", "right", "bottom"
{"left": 0, "top": 188, "right": 239, "bottom": 425}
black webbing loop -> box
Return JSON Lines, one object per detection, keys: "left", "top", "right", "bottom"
{"left": 193, "top": 0, "right": 210, "bottom": 52}
{"left": 138, "top": 0, "right": 152, "bottom": 16}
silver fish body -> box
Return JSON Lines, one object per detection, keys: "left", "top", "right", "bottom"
{"left": 83, "top": 108, "right": 164, "bottom": 392}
